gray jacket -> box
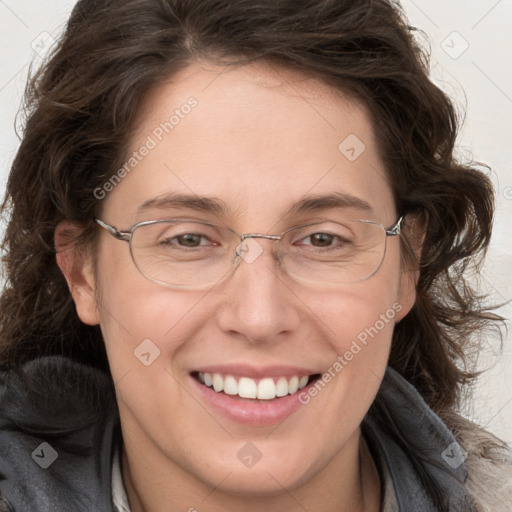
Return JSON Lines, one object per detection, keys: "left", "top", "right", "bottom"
{"left": 0, "top": 357, "right": 510, "bottom": 511}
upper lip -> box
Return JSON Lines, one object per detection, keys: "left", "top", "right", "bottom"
{"left": 192, "top": 364, "right": 319, "bottom": 379}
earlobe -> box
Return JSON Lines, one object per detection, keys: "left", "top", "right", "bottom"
{"left": 395, "top": 212, "right": 427, "bottom": 323}
{"left": 395, "top": 270, "right": 418, "bottom": 322}
{"left": 55, "top": 221, "right": 100, "bottom": 326}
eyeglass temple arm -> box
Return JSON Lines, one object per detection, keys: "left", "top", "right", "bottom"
{"left": 385, "top": 215, "right": 405, "bottom": 237}
{"left": 95, "top": 218, "right": 131, "bottom": 242}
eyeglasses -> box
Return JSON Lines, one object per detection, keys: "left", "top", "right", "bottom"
{"left": 94, "top": 216, "right": 404, "bottom": 289}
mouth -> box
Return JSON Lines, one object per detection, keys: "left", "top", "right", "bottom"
{"left": 191, "top": 371, "right": 321, "bottom": 401}
{"left": 189, "top": 364, "right": 324, "bottom": 425}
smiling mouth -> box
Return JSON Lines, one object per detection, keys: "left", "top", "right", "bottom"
{"left": 192, "top": 372, "right": 321, "bottom": 401}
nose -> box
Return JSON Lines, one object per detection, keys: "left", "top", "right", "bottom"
{"left": 215, "top": 238, "right": 301, "bottom": 344}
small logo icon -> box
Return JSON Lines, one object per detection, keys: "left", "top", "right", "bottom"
{"left": 441, "top": 441, "right": 468, "bottom": 469}
{"left": 31, "top": 32, "right": 57, "bottom": 59}
{"left": 32, "top": 442, "right": 58, "bottom": 469}
{"left": 134, "top": 338, "right": 161, "bottom": 366}
{"left": 237, "top": 442, "right": 263, "bottom": 468}
{"left": 338, "top": 134, "right": 366, "bottom": 162}
{"left": 236, "top": 238, "right": 264, "bottom": 264}
{"left": 441, "top": 31, "right": 469, "bottom": 59}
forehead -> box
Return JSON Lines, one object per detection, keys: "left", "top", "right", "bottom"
{"left": 103, "top": 60, "right": 395, "bottom": 227}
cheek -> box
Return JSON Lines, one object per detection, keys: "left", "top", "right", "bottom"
{"left": 275, "top": 282, "right": 402, "bottom": 481}
{"left": 302, "top": 270, "right": 403, "bottom": 406}
{"left": 95, "top": 264, "right": 216, "bottom": 439}
{"left": 310, "top": 272, "right": 402, "bottom": 352}
{"left": 93, "top": 244, "right": 209, "bottom": 376}
{"left": 293, "top": 282, "right": 401, "bottom": 438}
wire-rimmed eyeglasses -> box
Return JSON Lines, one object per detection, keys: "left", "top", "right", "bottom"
{"left": 95, "top": 215, "right": 405, "bottom": 289}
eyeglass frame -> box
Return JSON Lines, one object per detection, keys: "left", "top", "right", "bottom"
{"left": 94, "top": 214, "right": 406, "bottom": 287}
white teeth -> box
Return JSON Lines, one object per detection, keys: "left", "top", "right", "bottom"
{"left": 257, "top": 378, "right": 276, "bottom": 400}
{"left": 223, "top": 375, "right": 238, "bottom": 395}
{"left": 212, "top": 373, "right": 223, "bottom": 392}
{"left": 203, "top": 373, "right": 213, "bottom": 387}
{"left": 288, "top": 376, "right": 299, "bottom": 394}
{"left": 275, "top": 377, "right": 289, "bottom": 397}
{"left": 238, "top": 377, "right": 257, "bottom": 399}
{"left": 198, "top": 372, "right": 311, "bottom": 400}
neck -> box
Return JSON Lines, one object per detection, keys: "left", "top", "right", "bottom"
{"left": 122, "top": 431, "right": 381, "bottom": 512}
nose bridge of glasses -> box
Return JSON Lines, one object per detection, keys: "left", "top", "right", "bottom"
{"left": 233, "top": 232, "right": 285, "bottom": 267}
{"left": 239, "top": 233, "right": 281, "bottom": 242}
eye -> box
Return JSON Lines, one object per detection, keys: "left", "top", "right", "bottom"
{"left": 160, "top": 232, "right": 214, "bottom": 248}
{"left": 303, "top": 233, "right": 338, "bottom": 247}
{"left": 297, "top": 231, "right": 348, "bottom": 250}
{"left": 174, "top": 233, "right": 208, "bottom": 247}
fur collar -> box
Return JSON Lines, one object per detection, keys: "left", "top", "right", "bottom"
{"left": 441, "top": 410, "right": 512, "bottom": 512}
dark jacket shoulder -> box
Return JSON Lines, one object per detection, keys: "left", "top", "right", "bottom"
{"left": 0, "top": 356, "right": 119, "bottom": 511}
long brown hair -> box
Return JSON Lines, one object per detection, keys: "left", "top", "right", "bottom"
{"left": 0, "top": 0, "right": 500, "bottom": 416}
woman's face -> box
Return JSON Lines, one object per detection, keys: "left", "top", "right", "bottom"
{"left": 67, "top": 61, "right": 416, "bottom": 497}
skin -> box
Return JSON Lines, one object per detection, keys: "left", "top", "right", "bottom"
{"left": 57, "top": 60, "right": 418, "bottom": 512}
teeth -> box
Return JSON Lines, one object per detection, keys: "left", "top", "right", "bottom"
{"left": 288, "top": 376, "right": 299, "bottom": 394}
{"left": 203, "top": 373, "right": 213, "bottom": 387}
{"left": 223, "top": 375, "right": 238, "bottom": 395}
{"left": 198, "top": 372, "right": 310, "bottom": 400}
{"left": 275, "top": 377, "right": 289, "bottom": 397}
{"left": 238, "top": 377, "right": 257, "bottom": 399}
{"left": 257, "top": 378, "right": 276, "bottom": 400}
{"left": 212, "top": 373, "right": 223, "bottom": 392}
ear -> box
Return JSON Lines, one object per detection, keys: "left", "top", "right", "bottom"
{"left": 395, "top": 212, "right": 427, "bottom": 322}
{"left": 55, "top": 221, "right": 100, "bottom": 326}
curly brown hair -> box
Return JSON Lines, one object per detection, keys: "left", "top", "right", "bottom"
{"left": 0, "top": 0, "right": 500, "bottom": 418}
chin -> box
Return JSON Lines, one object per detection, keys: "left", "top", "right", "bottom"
{"left": 188, "top": 442, "right": 320, "bottom": 498}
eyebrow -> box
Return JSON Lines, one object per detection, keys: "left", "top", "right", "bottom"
{"left": 137, "top": 191, "right": 373, "bottom": 217}
{"left": 284, "top": 192, "right": 373, "bottom": 217}
{"left": 137, "top": 194, "right": 227, "bottom": 216}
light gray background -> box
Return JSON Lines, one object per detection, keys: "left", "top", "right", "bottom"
{"left": 1, "top": 0, "right": 511, "bottom": 444}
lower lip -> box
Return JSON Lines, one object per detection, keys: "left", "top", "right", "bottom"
{"left": 190, "top": 375, "right": 314, "bottom": 426}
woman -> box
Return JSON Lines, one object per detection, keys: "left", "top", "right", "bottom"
{"left": 0, "top": 0, "right": 510, "bottom": 510}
